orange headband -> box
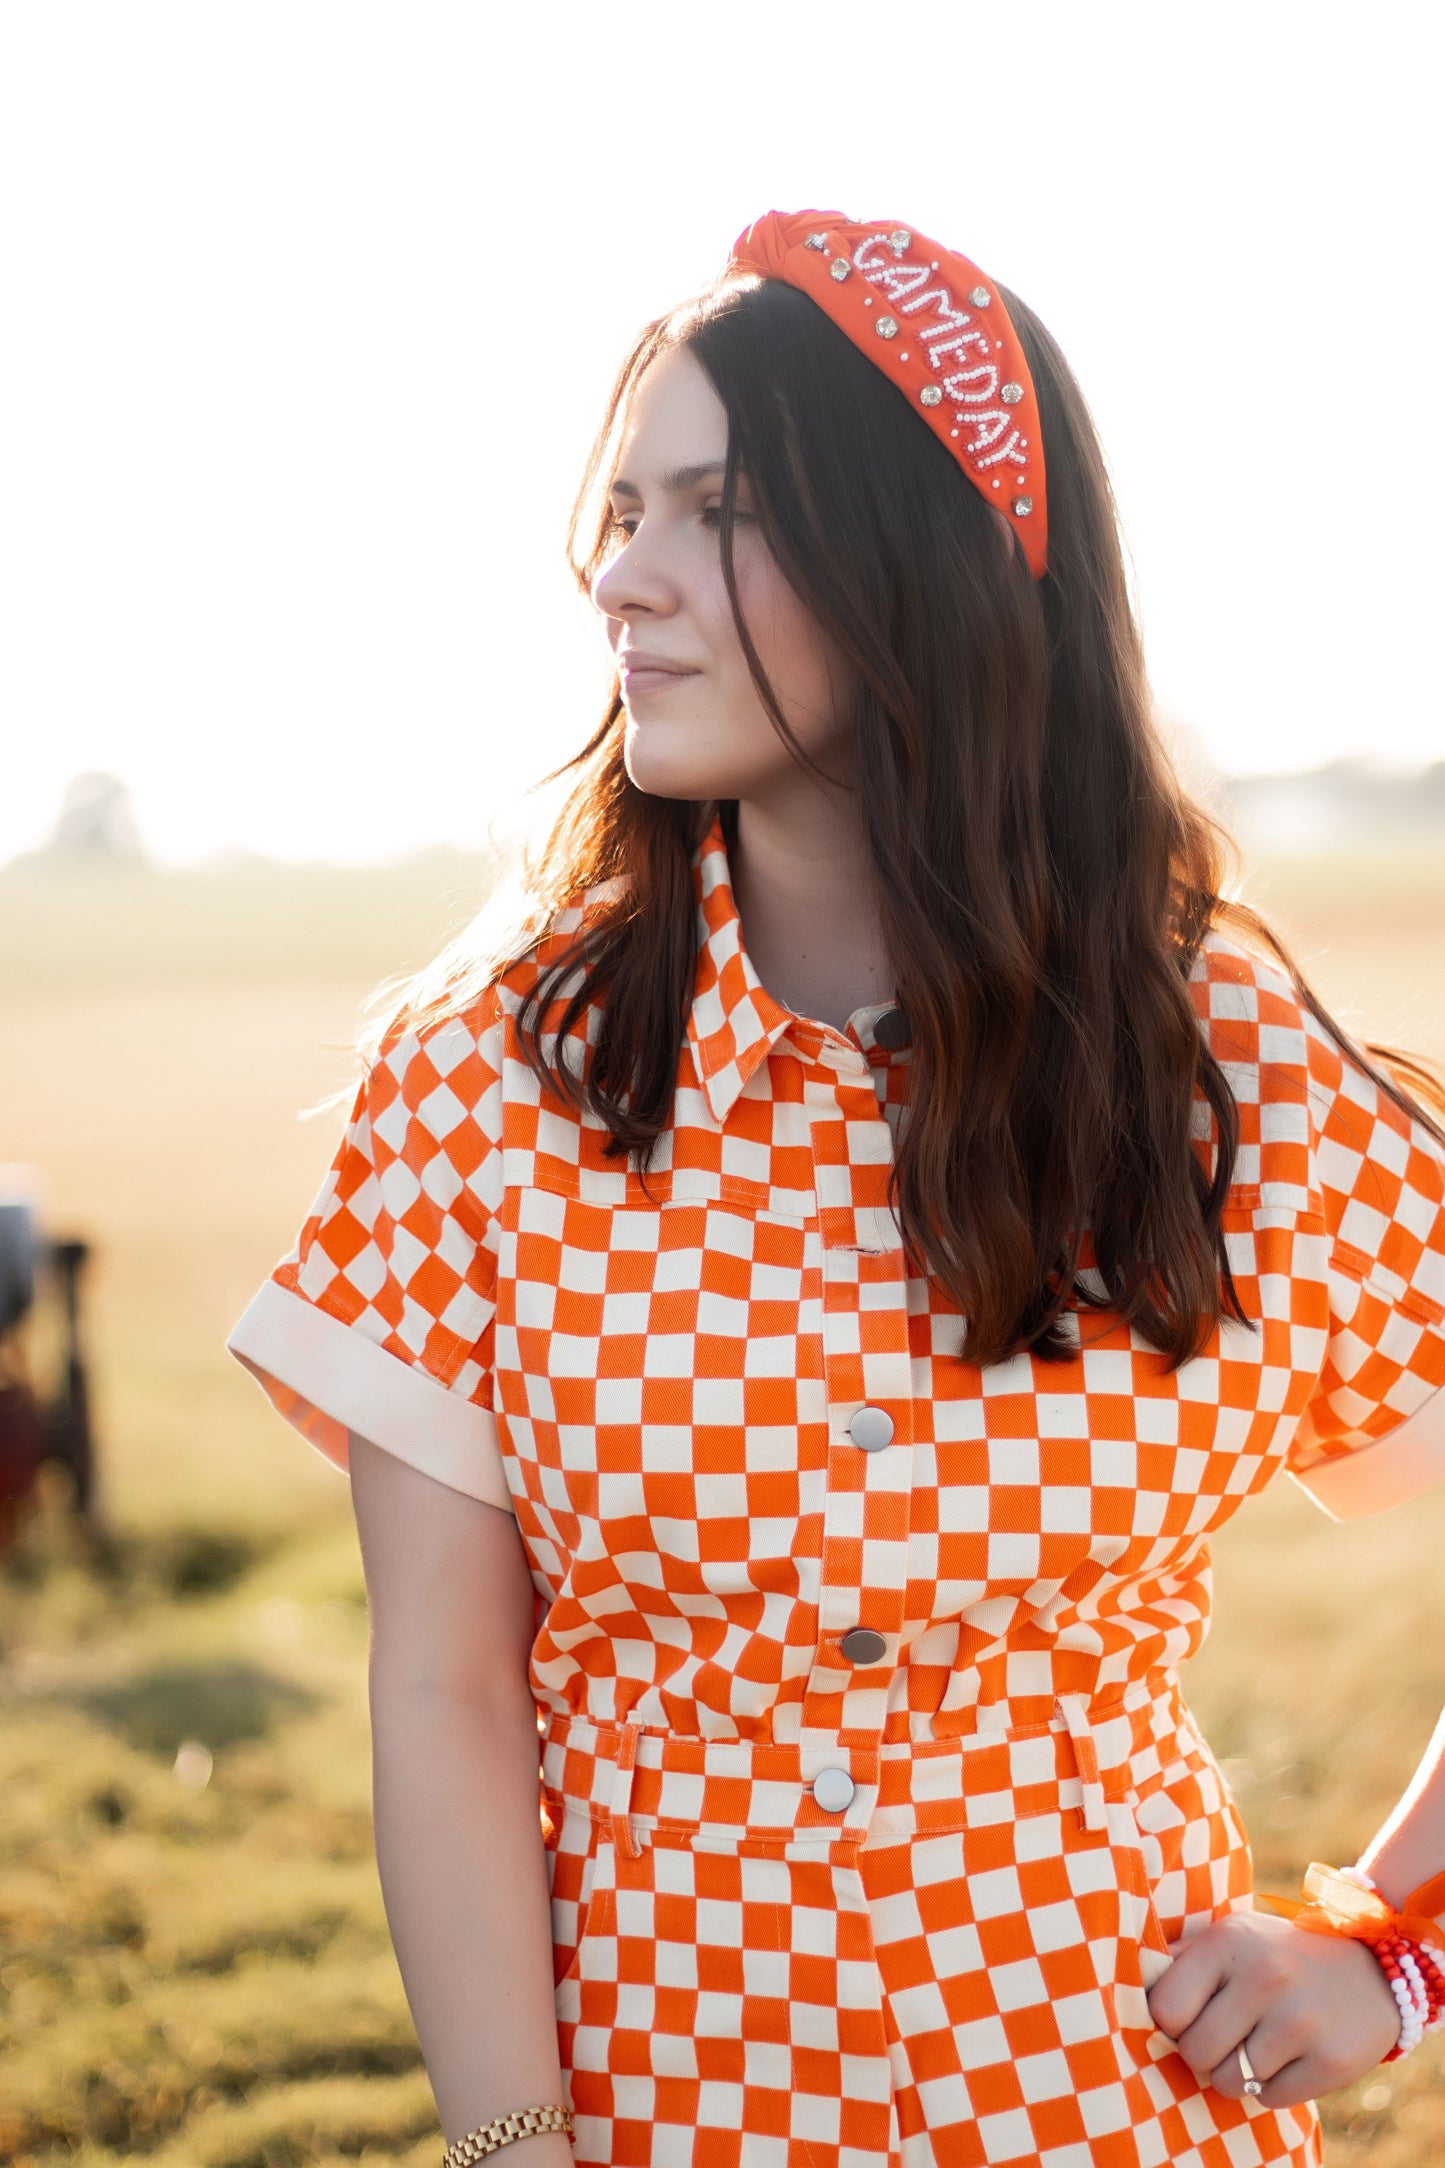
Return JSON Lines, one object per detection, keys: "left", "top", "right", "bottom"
{"left": 727, "top": 209, "right": 1047, "bottom": 579}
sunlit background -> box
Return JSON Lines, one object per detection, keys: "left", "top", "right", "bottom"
{"left": 3, "top": 10, "right": 1445, "bottom": 2167}
{"left": 2, "top": 0, "right": 1441, "bottom": 866}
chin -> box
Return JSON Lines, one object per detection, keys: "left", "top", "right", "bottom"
{"left": 625, "top": 761, "right": 728, "bottom": 803}
{"left": 622, "top": 723, "right": 731, "bottom": 804}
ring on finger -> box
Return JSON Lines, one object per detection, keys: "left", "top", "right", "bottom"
{"left": 1236, "top": 2043, "right": 1263, "bottom": 2098}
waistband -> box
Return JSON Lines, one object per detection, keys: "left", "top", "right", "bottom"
{"left": 541, "top": 1670, "right": 1193, "bottom": 1858}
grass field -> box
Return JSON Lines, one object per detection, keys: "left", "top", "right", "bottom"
{"left": 2, "top": 840, "right": 1444, "bottom": 2166}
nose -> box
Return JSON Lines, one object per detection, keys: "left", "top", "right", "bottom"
{"left": 591, "top": 517, "right": 678, "bottom": 628}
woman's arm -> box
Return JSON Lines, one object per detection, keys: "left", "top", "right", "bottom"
{"left": 1359, "top": 1708, "right": 1445, "bottom": 1905}
{"left": 348, "top": 1430, "right": 574, "bottom": 2165}
{"left": 1147, "top": 1716, "right": 1445, "bottom": 2108}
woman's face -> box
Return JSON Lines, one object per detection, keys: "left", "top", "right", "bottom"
{"left": 590, "top": 342, "right": 856, "bottom": 806}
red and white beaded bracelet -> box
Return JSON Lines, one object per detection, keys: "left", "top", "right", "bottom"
{"left": 1259, "top": 1862, "right": 1445, "bottom": 2064}
{"left": 1339, "top": 1866, "right": 1445, "bottom": 2061}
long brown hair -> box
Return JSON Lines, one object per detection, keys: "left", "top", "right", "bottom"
{"left": 400, "top": 272, "right": 1445, "bottom": 1370}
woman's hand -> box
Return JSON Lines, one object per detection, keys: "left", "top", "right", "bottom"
{"left": 1146, "top": 1908, "right": 1402, "bottom": 2110}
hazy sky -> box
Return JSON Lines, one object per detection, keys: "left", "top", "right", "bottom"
{"left": 2, "top": 3, "right": 1440, "bottom": 864}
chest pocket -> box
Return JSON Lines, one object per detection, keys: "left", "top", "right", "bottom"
{"left": 492, "top": 1177, "right": 829, "bottom": 1567}
{"left": 913, "top": 1194, "right": 1331, "bottom": 1612}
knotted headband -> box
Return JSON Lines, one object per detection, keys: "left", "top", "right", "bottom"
{"left": 727, "top": 210, "right": 1047, "bottom": 579}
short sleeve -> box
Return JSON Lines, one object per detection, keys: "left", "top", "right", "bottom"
{"left": 1285, "top": 1014, "right": 1445, "bottom": 1521}
{"left": 226, "top": 993, "right": 512, "bottom": 1511}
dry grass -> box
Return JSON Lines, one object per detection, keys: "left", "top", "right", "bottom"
{"left": 1, "top": 841, "right": 1443, "bottom": 2163}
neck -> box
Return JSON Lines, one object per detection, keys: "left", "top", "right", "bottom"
{"left": 727, "top": 786, "right": 895, "bottom": 1033}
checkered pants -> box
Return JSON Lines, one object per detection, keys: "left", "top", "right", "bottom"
{"left": 541, "top": 1675, "right": 1320, "bottom": 2168}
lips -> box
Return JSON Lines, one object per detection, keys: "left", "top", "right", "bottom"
{"left": 618, "top": 652, "right": 699, "bottom": 693}
{"left": 615, "top": 650, "right": 701, "bottom": 676}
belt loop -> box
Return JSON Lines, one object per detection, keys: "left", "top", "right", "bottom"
{"left": 1056, "top": 1695, "right": 1108, "bottom": 1833}
{"left": 609, "top": 1719, "right": 644, "bottom": 1860}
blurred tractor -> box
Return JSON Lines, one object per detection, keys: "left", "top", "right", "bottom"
{"left": 0, "top": 1182, "right": 100, "bottom": 1551}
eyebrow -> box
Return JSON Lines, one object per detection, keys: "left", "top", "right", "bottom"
{"left": 609, "top": 461, "right": 728, "bottom": 500}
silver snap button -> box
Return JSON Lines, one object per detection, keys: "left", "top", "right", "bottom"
{"left": 840, "top": 1627, "right": 887, "bottom": 1665}
{"left": 848, "top": 1405, "right": 894, "bottom": 1452}
{"left": 811, "top": 1766, "right": 856, "bottom": 1814}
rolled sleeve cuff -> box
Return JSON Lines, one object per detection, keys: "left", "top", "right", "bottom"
{"left": 1290, "top": 1374, "right": 1445, "bottom": 1521}
{"left": 227, "top": 1278, "right": 512, "bottom": 1513}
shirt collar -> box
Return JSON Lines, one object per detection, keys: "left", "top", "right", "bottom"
{"left": 685, "top": 808, "right": 797, "bottom": 1125}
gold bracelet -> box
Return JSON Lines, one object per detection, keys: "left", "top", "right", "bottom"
{"left": 442, "top": 2104, "right": 574, "bottom": 2165}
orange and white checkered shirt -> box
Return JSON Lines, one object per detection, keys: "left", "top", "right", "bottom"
{"left": 231, "top": 810, "right": 1445, "bottom": 2168}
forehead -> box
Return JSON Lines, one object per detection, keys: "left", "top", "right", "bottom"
{"left": 612, "top": 343, "right": 728, "bottom": 485}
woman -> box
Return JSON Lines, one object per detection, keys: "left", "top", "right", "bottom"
{"left": 228, "top": 209, "right": 1445, "bottom": 2167}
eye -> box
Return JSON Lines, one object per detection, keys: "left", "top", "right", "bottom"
{"left": 700, "top": 500, "right": 754, "bottom": 529}
{"left": 603, "top": 509, "right": 639, "bottom": 545}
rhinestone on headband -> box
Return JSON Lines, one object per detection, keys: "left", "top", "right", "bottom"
{"left": 875, "top": 316, "right": 899, "bottom": 338}
{"left": 1001, "top": 382, "right": 1023, "bottom": 405}
{"left": 804, "top": 233, "right": 827, "bottom": 250}
{"left": 969, "top": 285, "right": 991, "bottom": 307}
{"left": 888, "top": 229, "right": 912, "bottom": 253}
{"left": 920, "top": 385, "right": 942, "bottom": 406}
{"left": 1013, "top": 495, "right": 1033, "bottom": 516}
{"left": 830, "top": 259, "right": 850, "bottom": 281}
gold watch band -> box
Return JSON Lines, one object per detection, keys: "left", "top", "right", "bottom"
{"left": 442, "top": 2104, "right": 574, "bottom": 2165}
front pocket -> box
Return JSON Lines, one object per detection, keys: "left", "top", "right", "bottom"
{"left": 861, "top": 1805, "right": 1176, "bottom": 2090}
{"left": 548, "top": 1809, "right": 609, "bottom": 1994}
{"left": 1125, "top": 1726, "right": 1256, "bottom": 1954}
{"left": 1108, "top": 1793, "right": 1177, "bottom": 1992}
